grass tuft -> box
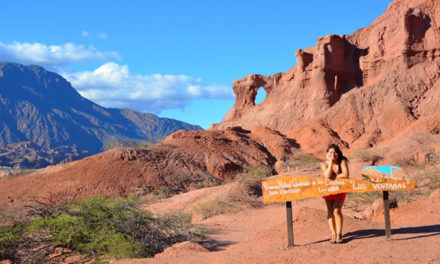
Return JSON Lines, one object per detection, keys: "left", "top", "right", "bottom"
{"left": 281, "top": 152, "right": 321, "bottom": 171}
{"left": 193, "top": 198, "right": 235, "bottom": 220}
{"left": 352, "top": 148, "right": 383, "bottom": 164}
{"left": 194, "top": 166, "right": 272, "bottom": 219}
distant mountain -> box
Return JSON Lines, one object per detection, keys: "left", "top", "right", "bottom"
{"left": 0, "top": 142, "right": 87, "bottom": 169}
{"left": 0, "top": 62, "right": 202, "bottom": 168}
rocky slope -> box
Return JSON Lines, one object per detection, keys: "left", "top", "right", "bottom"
{"left": 0, "top": 126, "right": 297, "bottom": 206}
{"left": 0, "top": 62, "right": 202, "bottom": 168}
{"left": 211, "top": 0, "right": 440, "bottom": 154}
{"left": 1, "top": 2, "right": 440, "bottom": 262}
{"left": 0, "top": 142, "right": 88, "bottom": 169}
{"left": 3, "top": 0, "right": 440, "bottom": 204}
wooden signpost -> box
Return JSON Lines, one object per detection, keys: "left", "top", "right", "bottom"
{"left": 361, "top": 165, "right": 410, "bottom": 240}
{"left": 261, "top": 165, "right": 415, "bottom": 247}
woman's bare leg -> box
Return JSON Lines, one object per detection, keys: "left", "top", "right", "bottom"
{"left": 325, "top": 199, "right": 336, "bottom": 239}
{"left": 333, "top": 199, "right": 345, "bottom": 241}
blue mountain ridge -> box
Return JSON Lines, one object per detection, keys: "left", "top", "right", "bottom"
{"left": 0, "top": 62, "right": 203, "bottom": 168}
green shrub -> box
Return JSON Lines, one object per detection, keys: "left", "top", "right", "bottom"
{"left": 0, "top": 225, "right": 22, "bottom": 260}
{"left": 28, "top": 196, "right": 203, "bottom": 261}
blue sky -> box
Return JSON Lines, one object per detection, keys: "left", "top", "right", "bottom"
{"left": 0, "top": 0, "right": 392, "bottom": 129}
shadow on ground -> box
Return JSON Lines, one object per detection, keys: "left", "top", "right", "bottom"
{"left": 343, "top": 224, "right": 440, "bottom": 242}
{"left": 200, "top": 240, "right": 237, "bottom": 251}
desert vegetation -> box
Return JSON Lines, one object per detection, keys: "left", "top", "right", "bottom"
{"left": 281, "top": 152, "right": 321, "bottom": 172}
{"left": 103, "top": 138, "right": 153, "bottom": 151}
{"left": 352, "top": 148, "right": 383, "bottom": 164}
{"left": 0, "top": 167, "right": 39, "bottom": 177}
{"left": 402, "top": 154, "right": 440, "bottom": 198}
{"left": 194, "top": 166, "right": 271, "bottom": 219}
{"left": 134, "top": 170, "right": 223, "bottom": 204}
{"left": 0, "top": 196, "right": 207, "bottom": 263}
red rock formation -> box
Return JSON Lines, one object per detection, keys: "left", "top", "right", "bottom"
{"left": 3, "top": 0, "right": 440, "bottom": 207}
{"left": 0, "top": 127, "right": 297, "bottom": 206}
{"left": 211, "top": 0, "right": 440, "bottom": 153}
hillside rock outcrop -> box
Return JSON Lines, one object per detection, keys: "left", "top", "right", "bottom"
{"left": 211, "top": 0, "right": 440, "bottom": 153}
{"left": 3, "top": 0, "right": 440, "bottom": 206}
{"left": 0, "top": 127, "right": 297, "bottom": 205}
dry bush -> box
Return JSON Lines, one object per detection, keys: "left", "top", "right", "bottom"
{"left": 164, "top": 171, "right": 222, "bottom": 194}
{"left": 103, "top": 137, "right": 153, "bottom": 151}
{"left": 424, "top": 152, "right": 438, "bottom": 164}
{"left": 409, "top": 133, "right": 432, "bottom": 144}
{"left": 352, "top": 148, "right": 383, "bottom": 164}
{"left": 0, "top": 206, "right": 25, "bottom": 227}
{"left": 407, "top": 162, "right": 440, "bottom": 195}
{"left": 345, "top": 191, "right": 383, "bottom": 212}
{"left": 193, "top": 198, "right": 235, "bottom": 220}
{"left": 134, "top": 171, "right": 222, "bottom": 205}
{"left": 25, "top": 194, "right": 71, "bottom": 219}
{"left": 193, "top": 166, "right": 272, "bottom": 220}
{"left": 282, "top": 152, "right": 321, "bottom": 171}
{"left": 227, "top": 166, "right": 271, "bottom": 206}
{"left": 393, "top": 156, "right": 417, "bottom": 167}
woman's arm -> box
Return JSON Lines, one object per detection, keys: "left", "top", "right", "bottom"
{"left": 336, "top": 159, "right": 349, "bottom": 179}
{"left": 321, "top": 160, "right": 334, "bottom": 179}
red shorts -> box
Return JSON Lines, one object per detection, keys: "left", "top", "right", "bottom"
{"left": 323, "top": 193, "right": 347, "bottom": 201}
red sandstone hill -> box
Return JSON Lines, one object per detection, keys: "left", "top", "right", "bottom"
{"left": 211, "top": 0, "right": 440, "bottom": 155}
{"left": 1, "top": 2, "right": 440, "bottom": 262}
{"left": 0, "top": 127, "right": 297, "bottom": 206}
{"left": 1, "top": 0, "right": 440, "bottom": 207}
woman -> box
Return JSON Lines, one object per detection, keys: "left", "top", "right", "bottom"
{"left": 321, "top": 144, "right": 349, "bottom": 244}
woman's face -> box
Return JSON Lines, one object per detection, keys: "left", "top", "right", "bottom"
{"left": 327, "top": 148, "right": 338, "bottom": 161}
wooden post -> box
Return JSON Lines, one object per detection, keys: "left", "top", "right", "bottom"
{"left": 286, "top": 201, "right": 294, "bottom": 247}
{"left": 382, "top": 191, "right": 391, "bottom": 240}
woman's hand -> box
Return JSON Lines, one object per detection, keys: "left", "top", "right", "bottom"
{"left": 321, "top": 160, "right": 334, "bottom": 179}
{"left": 327, "top": 151, "right": 335, "bottom": 162}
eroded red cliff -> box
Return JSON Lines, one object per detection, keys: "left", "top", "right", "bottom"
{"left": 211, "top": 0, "right": 440, "bottom": 152}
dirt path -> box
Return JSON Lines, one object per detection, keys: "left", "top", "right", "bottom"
{"left": 112, "top": 189, "right": 440, "bottom": 264}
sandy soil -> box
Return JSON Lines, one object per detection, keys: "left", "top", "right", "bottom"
{"left": 112, "top": 186, "right": 440, "bottom": 264}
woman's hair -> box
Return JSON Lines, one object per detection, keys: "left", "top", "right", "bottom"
{"left": 327, "top": 144, "right": 347, "bottom": 164}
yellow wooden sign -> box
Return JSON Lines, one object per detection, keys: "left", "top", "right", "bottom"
{"left": 262, "top": 175, "right": 415, "bottom": 204}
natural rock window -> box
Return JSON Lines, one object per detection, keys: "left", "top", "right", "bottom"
{"left": 254, "top": 87, "right": 266, "bottom": 105}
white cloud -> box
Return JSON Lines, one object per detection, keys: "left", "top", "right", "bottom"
{"left": 0, "top": 41, "right": 120, "bottom": 69}
{"left": 98, "top": 33, "right": 108, "bottom": 40}
{"left": 81, "top": 31, "right": 90, "bottom": 38}
{"left": 62, "top": 62, "right": 234, "bottom": 113}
